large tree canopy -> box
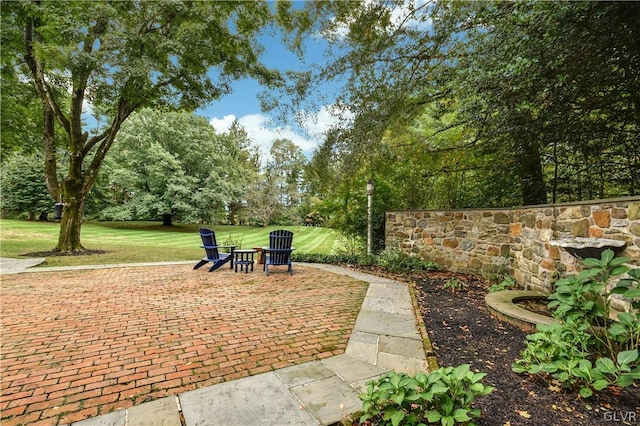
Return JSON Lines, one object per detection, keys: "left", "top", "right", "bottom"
{"left": 292, "top": 0, "right": 639, "bottom": 207}
{"left": 0, "top": 153, "right": 52, "bottom": 220}
{"left": 98, "top": 109, "right": 255, "bottom": 226}
{"left": 5, "top": 0, "right": 287, "bottom": 251}
{"left": 283, "top": 0, "right": 640, "bottom": 251}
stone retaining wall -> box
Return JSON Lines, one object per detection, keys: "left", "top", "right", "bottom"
{"left": 385, "top": 197, "right": 640, "bottom": 295}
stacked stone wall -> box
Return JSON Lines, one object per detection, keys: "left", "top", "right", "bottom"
{"left": 386, "top": 197, "right": 640, "bottom": 294}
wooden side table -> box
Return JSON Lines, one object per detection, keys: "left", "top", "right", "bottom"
{"left": 252, "top": 247, "right": 265, "bottom": 265}
{"left": 234, "top": 249, "right": 257, "bottom": 273}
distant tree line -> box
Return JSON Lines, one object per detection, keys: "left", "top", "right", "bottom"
{"left": 1, "top": 109, "right": 312, "bottom": 227}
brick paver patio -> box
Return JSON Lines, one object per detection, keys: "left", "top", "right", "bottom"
{"left": 0, "top": 264, "right": 368, "bottom": 425}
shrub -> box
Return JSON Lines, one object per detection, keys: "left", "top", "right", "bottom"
{"left": 291, "top": 252, "right": 374, "bottom": 266}
{"left": 376, "top": 248, "right": 440, "bottom": 274}
{"left": 444, "top": 278, "right": 467, "bottom": 292}
{"left": 291, "top": 249, "right": 440, "bottom": 274}
{"left": 359, "top": 366, "right": 493, "bottom": 426}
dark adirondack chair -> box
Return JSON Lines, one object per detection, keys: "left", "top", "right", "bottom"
{"left": 193, "top": 228, "right": 236, "bottom": 272}
{"left": 263, "top": 230, "right": 295, "bottom": 276}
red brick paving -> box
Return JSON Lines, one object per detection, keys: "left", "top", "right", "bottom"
{"left": 0, "top": 264, "right": 368, "bottom": 425}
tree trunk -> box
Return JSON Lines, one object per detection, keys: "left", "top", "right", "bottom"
{"left": 518, "top": 140, "right": 547, "bottom": 205}
{"left": 56, "top": 194, "right": 85, "bottom": 252}
{"left": 162, "top": 213, "right": 173, "bottom": 226}
{"left": 229, "top": 203, "right": 237, "bottom": 225}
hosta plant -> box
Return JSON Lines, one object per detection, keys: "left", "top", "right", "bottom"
{"left": 513, "top": 249, "right": 640, "bottom": 397}
{"left": 359, "top": 365, "right": 493, "bottom": 426}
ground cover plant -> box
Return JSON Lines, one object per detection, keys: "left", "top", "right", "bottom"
{"left": 295, "top": 248, "right": 441, "bottom": 275}
{"left": 359, "top": 366, "right": 493, "bottom": 426}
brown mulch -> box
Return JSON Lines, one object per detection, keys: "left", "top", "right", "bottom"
{"left": 409, "top": 270, "right": 640, "bottom": 426}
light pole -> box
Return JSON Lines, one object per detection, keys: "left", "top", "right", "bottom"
{"left": 366, "top": 179, "right": 374, "bottom": 255}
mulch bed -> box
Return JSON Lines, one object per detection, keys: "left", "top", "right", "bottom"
{"left": 409, "top": 270, "right": 640, "bottom": 426}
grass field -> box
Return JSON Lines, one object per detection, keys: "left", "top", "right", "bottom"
{"left": 0, "top": 219, "right": 342, "bottom": 267}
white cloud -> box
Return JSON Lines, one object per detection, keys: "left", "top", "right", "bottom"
{"left": 209, "top": 114, "right": 237, "bottom": 134}
{"left": 210, "top": 113, "right": 316, "bottom": 163}
{"left": 209, "top": 105, "right": 353, "bottom": 162}
{"left": 299, "top": 104, "right": 354, "bottom": 140}
{"left": 321, "top": 0, "right": 432, "bottom": 41}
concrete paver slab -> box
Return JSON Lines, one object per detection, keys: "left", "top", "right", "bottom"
{"left": 379, "top": 335, "right": 427, "bottom": 360}
{"left": 0, "top": 257, "right": 45, "bottom": 274}
{"left": 180, "top": 372, "right": 317, "bottom": 426}
{"left": 353, "top": 310, "right": 422, "bottom": 339}
{"left": 291, "top": 376, "right": 362, "bottom": 425}
{"left": 127, "top": 397, "right": 182, "bottom": 426}
{"left": 361, "top": 294, "right": 415, "bottom": 315}
{"left": 276, "top": 361, "right": 336, "bottom": 388}
{"left": 322, "top": 354, "right": 388, "bottom": 385}
{"left": 377, "top": 335, "right": 429, "bottom": 375}
{"left": 378, "top": 352, "right": 429, "bottom": 376}
{"left": 344, "top": 331, "right": 379, "bottom": 364}
{"left": 365, "top": 281, "right": 412, "bottom": 299}
{"left": 71, "top": 410, "right": 125, "bottom": 426}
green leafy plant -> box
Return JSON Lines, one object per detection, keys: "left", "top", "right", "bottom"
{"left": 487, "top": 276, "right": 517, "bottom": 293}
{"left": 291, "top": 250, "right": 440, "bottom": 274}
{"left": 444, "top": 278, "right": 467, "bottom": 292}
{"left": 513, "top": 249, "right": 640, "bottom": 397}
{"left": 548, "top": 249, "right": 639, "bottom": 355}
{"left": 376, "top": 248, "right": 440, "bottom": 274}
{"left": 359, "top": 365, "right": 493, "bottom": 426}
{"left": 613, "top": 268, "right": 640, "bottom": 309}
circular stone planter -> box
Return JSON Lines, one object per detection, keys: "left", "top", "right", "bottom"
{"left": 485, "top": 290, "right": 559, "bottom": 333}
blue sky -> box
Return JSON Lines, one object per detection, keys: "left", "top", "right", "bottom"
{"left": 194, "top": 0, "right": 431, "bottom": 162}
{"left": 80, "top": 2, "right": 424, "bottom": 162}
{"left": 196, "top": 30, "right": 344, "bottom": 161}
{"left": 80, "top": 25, "right": 342, "bottom": 163}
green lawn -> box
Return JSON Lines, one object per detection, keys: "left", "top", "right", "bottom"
{"left": 0, "top": 219, "right": 341, "bottom": 267}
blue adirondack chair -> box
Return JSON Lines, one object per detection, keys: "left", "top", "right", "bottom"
{"left": 263, "top": 230, "right": 295, "bottom": 275}
{"left": 193, "top": 228, "right": 236, "bottom": 272}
